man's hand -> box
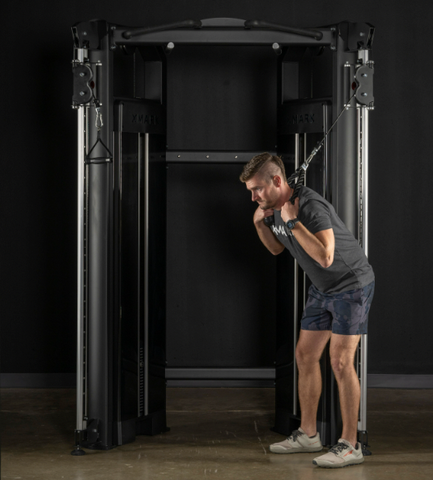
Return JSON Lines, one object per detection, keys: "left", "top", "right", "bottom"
{"left": 280, "top": 197, "right": 299, "bottom": 223}
{"left": 253, "top": 206, "right": 274, "bottom": 225}
{"left": 252, "top": 205, "right": 285, "bottom": 255}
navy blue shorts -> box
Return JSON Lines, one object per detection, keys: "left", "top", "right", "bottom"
{"left": 301, "top": 281, "right": 375, "bottom": 335}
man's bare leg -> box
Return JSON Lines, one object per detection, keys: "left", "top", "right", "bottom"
{"left": 296, "top": 330, "right": 332, "bottom": 437}
{"left": 329, "top": 333, "right": 361, "bottom": 447}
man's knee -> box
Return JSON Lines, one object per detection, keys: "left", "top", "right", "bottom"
{"left": 329, "top": 333, "right": 360, "bottom": 377}
{"left": 296, "top": 345, "right": 321, "bottom": 368}
{"left": 296, "top": 330, "right": 331, "bottom": 369}
{"left": 330, "top": 353, "right": 355, "bottom": 377}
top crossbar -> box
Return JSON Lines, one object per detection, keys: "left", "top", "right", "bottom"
{"left": 111, "top": 18, "right": 332, "bottom": 47}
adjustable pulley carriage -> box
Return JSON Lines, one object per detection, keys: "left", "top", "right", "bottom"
{"left": 71, "top": 18, "right": 374, "bottom": 455}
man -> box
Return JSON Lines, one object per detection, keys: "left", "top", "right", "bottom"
{"left": 240, "top": 153, "right": 374, "bottom": 469}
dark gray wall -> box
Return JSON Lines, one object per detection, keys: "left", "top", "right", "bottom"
{"left": 2, "top": 0, "right": 432, "bottom": 377}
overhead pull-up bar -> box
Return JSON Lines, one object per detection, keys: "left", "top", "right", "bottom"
{"left": 244, "top": 20, "right": 323, "bottom": 40}
{"left": 107, "top": 18, "right": 335, "bottom": 47}
{"left": 123, "top": 20, "right": 202, "bottom": 39}
{"left": 119, "top": 18, "right": 325, "bottom": 44}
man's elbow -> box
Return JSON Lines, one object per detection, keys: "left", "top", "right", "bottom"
{"left": 320, "top": 253, "right": 334, "bottom": 268}
{"left": 270, "top": 245, "right": 285, "bottom": 256}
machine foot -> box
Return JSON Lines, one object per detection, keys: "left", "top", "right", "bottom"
{"left": 362, "top": 446, "right": 372, "bottom": 456}
{"left": 71, "top": 445, "right": 86, "bottom": 456}
{"left": 71, "top": 429, "right": 86, "bottom": 455}
{"left": 358, "top": 430, "right": 371, "bottom": 456}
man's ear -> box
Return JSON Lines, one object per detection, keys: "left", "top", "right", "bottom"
{"left": 272, "top": 175, "right": 282, "bottom": 187}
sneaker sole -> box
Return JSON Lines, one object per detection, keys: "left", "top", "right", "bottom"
{"left": 313, "top": 458, "right": 364, "bottom": 468}
{"left": 270, "top": 446, "right": 323, "bottom": 454}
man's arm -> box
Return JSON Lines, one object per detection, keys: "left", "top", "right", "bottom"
{"left": 281, "top": 198, "right": 335, "bottom": 268}
{"left": 291, "top": 224, "right": 334, "bottom": 268}
{"left": 253, "top": 206, "right": 285, "bottom": 255}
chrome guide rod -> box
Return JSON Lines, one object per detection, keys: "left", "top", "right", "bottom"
{"left": 357, "top": 106, "right": 362, "bottom": 248}
{"left": 76, "top": 49, "right": 86, "bottom": 434}
{"left": 137, "top": 133, "right": 142, "bottom": 418}
{"left": 303, "top": 133, "right": 307, "bottom": 310}
{"left": 144, "top": 133, "right": 150, "bottom": 416}
{"left": 356, "top": 105, "right": 362, "bottom": 392}
{"left": 293, "top": 133, "right": 300, "bottom": 416}
{"left": 359, "top": 103, "right": 369, "bottom": 433}
{"left": 361, "top": 103, "right": 369, "bottom": 256}
{"left": 115, "top": 104, "right": 123, "bottom": 440}
{"left": 84, "top": 105, "right": 89, "bottom": 422}
{"left": 354, "top": 101, "right": 363, "bottom": 412}
{"left": 358, "top": 48, "right": 370, "bottom": 435}
{"left": 355, "top": 103, "right": 362, "bottom": 423}
{"left": 322, "top": 104, "right": 329, "bottom": 200}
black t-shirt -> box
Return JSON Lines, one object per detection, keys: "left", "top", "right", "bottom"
{"left": 271, "top": 186, "right": 374, "bottom": 294}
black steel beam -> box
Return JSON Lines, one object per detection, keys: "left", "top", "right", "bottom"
{"left": 112, "top": 27, "right": 333, "bottom": 48}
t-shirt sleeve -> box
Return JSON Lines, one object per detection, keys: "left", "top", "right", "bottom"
{"left": 300, "top": 199, "right": 332, "bottom": 235}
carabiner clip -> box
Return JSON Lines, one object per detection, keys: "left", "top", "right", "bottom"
{"left": 95, "top": 107, "right": 104, "bottom": 130}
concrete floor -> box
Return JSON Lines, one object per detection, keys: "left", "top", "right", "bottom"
{"left": 1, "top": 388, "right": 433, "bottom": 479}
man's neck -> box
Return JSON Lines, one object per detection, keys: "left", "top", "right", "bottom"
{"left": 275, "top": 183, "right": 294, "bottom": 210}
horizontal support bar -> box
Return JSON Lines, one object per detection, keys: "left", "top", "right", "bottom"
{"left": 166, "top": 368, "right": 274, "bottom": 380}
{"left": 367, "top": 374, "right": 433, "bottom": 389}
{"left": 2, "top": 373, "right": 433, "bottom": 389}
{"left": 0, "top": 373, "right": 76, "bottom": 388}
{"left": 166, "top": 151, "right": 276, "bottom": 163}
{"left": 112, "top": 28, "right": 333, "bottom": 47}
{"left": 124, "top": 19, "right": 323, "bottom": 41}
{"left": 167, "top": 379, "right": 274, "bottom": 388}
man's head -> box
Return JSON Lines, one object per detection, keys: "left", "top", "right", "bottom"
{"left": 240, "top": 153, "right": 288, "bottom": 210}
{"left": 239, "top": 152, "right": 287, "bottom": 184}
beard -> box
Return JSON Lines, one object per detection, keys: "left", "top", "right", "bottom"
{"left": 259, "top": 200, "right": 277, "bottom": 210}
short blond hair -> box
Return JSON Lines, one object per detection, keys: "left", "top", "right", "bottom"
{"left": 239, "top": 152, "right": 287, "bottom": 183}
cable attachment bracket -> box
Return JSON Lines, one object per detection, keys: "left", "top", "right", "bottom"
{"left": 85, "top": 102, "right": 113, "bottom": 165}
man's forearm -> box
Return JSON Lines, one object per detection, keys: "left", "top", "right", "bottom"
{"left": 255, "top": 221, "right": 285, "bottom": 255}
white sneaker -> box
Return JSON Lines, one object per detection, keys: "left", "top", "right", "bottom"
{"left": 313, "top": 438, "right": 364, "bottom": 468}
{"left": 269, "top": 428, "right": 323, "bottom": 454}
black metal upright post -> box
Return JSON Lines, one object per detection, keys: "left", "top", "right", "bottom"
{"left": 331, "top": 31, "right": 358, "bottom": 236}
{"left": 84, "top": 22, "right": 116, "bottom": 450}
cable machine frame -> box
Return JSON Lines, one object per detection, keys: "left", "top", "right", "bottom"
{"left": 71, "top": 17, "right": 374, "bottom": 454}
